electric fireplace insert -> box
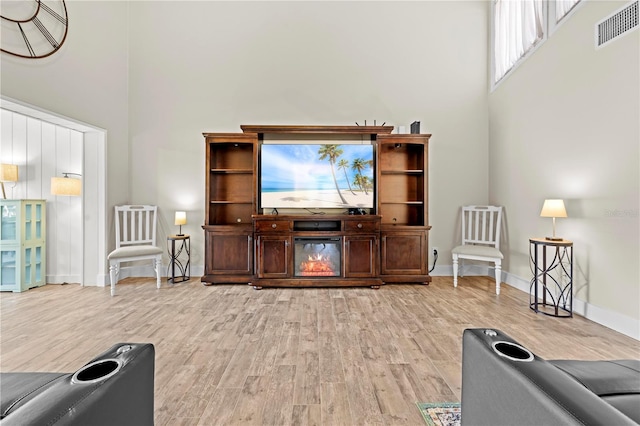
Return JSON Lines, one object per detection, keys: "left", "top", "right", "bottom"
{"left": 294, "top": 237, "right": 341, "bottom": 277}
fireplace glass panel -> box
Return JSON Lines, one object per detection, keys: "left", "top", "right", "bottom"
{"left": 294, "top": 237, "right": 341, "bottom": 277}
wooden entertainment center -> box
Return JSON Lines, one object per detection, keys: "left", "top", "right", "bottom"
{"left": 202, "top": 125, "right": 431, "bottom": 289}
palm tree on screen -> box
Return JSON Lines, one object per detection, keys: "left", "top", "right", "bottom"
{"left": 337, "top": 158, "right": 356, "bottom": 195}
{"left": 318, "top": 145, "right": 348, "bottom": 205}
{"left": 354, "top": 174, "right": 372, "bottom": 195}
{"left": 351, "top": 158, "right": 370, "bottom": 195}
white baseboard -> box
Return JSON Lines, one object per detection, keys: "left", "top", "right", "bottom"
{"left": 500, "top": 270, "right": 639, "bottom": 340}
{"left": 436, "top": 263, "right": 639, "bottom": 341}
{"left": 430, "top": 264, "right": 486, "bottom": 276}
{"left": 46, "top": 274, "right": 82, "bottom": 284}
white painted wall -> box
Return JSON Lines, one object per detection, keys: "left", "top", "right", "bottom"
{"left": 126, "top": 0, "right": 490, "bottom": 271}
{"left": 0, "top": 0, "right": 488, "bottom": 282}
{"left": 1, "top": 1, "right": 490, "bottom": 285}
{"left": 489, "top": 0, "right": 639, "bottom": 336}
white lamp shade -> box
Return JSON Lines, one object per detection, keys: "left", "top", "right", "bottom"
{"left": 0, "top": 164, "right": 18, "bottom": 182}
{"left": 175, "top": 211, "right": 187, "bottom": 226}
{"left": 51, "top": 176, "right": 82, "bottom": 196}
{"left": 540, "top": 199, "right": 567, "bottom": 218}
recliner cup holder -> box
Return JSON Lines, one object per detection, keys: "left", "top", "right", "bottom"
{"left": 72, "top": 358, "right": 123, "bottom": 384}
{"left": 492, "top": 341, "right": 534, "bottom": 362}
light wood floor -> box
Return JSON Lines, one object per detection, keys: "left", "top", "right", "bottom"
{"left": 1, "top": 276, "right": 638, "bottom": 425}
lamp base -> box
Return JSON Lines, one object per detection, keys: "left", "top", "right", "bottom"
{"left": 545, "top": 236, "right": 563, "bottom": 241}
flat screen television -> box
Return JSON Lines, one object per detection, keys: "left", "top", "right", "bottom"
{"left": 260, "top": 143, "right": 375, "bottom": 210}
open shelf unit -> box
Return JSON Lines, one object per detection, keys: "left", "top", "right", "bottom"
{"left": 377, "top": 136, "right": 427, "bottom": 227}
{"left": 205, "top": 133, "right": 257, "bottom": 226}
{"left": 376, "top": 134, "right": 430, "bottom": 282}
{"left": 202, "top": 133, "right": 257, "bottom": 285}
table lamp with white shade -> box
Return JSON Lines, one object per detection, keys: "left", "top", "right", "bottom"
{"left": 175, "top": 211, "right": 187, "bottom": 236}
{"left": 540, "top": 199, "right": 567, "bottom": 241}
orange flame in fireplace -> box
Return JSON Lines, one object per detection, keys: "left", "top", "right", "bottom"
{"left": 299, "top": 253, "right": 336, "bottom": 276}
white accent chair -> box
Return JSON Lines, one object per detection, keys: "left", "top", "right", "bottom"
{"left": 108, "top": 205, "right": 163, "bottom": 296}
{"left": 452, "top": 205, "right": 504, "bottom": 294}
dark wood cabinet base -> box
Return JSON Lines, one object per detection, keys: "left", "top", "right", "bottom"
{"left": 201, "top": 275, "right": 252, "bottom": 285}
{"left": 251, "top": 277, "right": 383, "bottom": 290}
{"left": 381, "top": 275, "right": 431, "bottom": 285}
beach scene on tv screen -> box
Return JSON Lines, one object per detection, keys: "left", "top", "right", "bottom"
{"left": 261, "top": 144, "right": 374, "bottom": 209}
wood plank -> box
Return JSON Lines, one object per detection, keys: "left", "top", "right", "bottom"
{"left": 320, "top": 382, "right": 353, "bottom": 425}
{"left": 216, "top": 333, "right": 261, "bottom": 389}
{"left": 198, "top": 388, "right": 241, "bottom": 426}
{"left": 335, "top": 323, "right": 385, "bottom": 425}
{"left": 276, "top": 321, "right": 301, "bottom": 366}
{"left": 365, "top": 360, "right": 415, "bottom": 425}
{"left": 262, "top": 365, "right": 296, "bottom": 425}
{"left": 226, "top": 375, "right": 271, "bottom": 424}
{"left": 318, "top": 331, "right": 345, "bottom": 383}
{"left": 291, "top": 404, "right": 321, "bottom": 426}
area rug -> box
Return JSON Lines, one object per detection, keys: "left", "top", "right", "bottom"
{"left": 416, "top": 402, "right": 461, "bottom": 426}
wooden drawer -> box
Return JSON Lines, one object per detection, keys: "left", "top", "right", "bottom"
{"left": 255, "top": 220, "right": 291, "bottom": 233}
{"left": 345, "top": 219, "right": 379, "bottom": 233}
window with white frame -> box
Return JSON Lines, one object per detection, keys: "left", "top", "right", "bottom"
{"left": 493, "top": 0, "right": 545, "bottom": 84}
{"left": 555, "top": 0, "right": 581, "bottom": 23}
{"left": 492, "top": 0, "right": 583, "bottom": 85}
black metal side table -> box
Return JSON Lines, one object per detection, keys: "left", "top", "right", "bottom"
{"left": 167, "top": 234, "right": 190, "bottom": 283}
{"left": 529, "top": 238, "right": 573, "bottom": 317}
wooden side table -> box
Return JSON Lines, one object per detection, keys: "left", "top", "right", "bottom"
{"left": 167, "top": 235, "right": 190, "bottom": 283}
{"left": 529, "top": 238, "right": 573, "bottom": 317}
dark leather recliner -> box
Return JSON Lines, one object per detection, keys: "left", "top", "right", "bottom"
{"left": 462, "top": 328, "right": 640, "bottom": 426}
{"left": 0, "top": 343, "right": 155, "bottom": 425}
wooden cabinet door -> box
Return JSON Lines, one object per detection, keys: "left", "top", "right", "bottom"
{"left": 380, "top": 231, "right": 426, "bottom": 275}
{"left": 256, "top": 235, "right": 291, "bottom": 278}
{"left": 344, "top": 236, "right": 377, "bottom": 278}
{"left": 204, "top": 230, "right": 253, "bottom": 276}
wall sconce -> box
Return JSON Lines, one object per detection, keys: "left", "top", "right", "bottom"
{"left": 175, "top": 211, "right": 187, "bottom": 236}
{"left": 540, "top": 199, "right": 567, "bottom": 241}
{"left": 51, "top": 173, "right": 82, "bottom": 196}
{"left": 0, "top": 163, "right": 18, "bottom": 199}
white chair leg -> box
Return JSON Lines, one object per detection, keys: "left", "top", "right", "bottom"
{"left": 109, "top": 262, "right": 119, "bottom": 297}
{"left": 452, "top": 254, "right": 458, "bottom": 287}
{"left": 154, "top": 257, "right": 162, "bottom": 289}
{"left": 495, "top": 260, "right": 502, "bottom": 295}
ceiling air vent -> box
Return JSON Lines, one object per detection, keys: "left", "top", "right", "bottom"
{"left": 595, "top": 0, "right": 639, "bottom": 48}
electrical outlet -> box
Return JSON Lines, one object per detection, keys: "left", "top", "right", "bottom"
{"left": 433, "top": 247, "right": 439, "bottom": 256}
